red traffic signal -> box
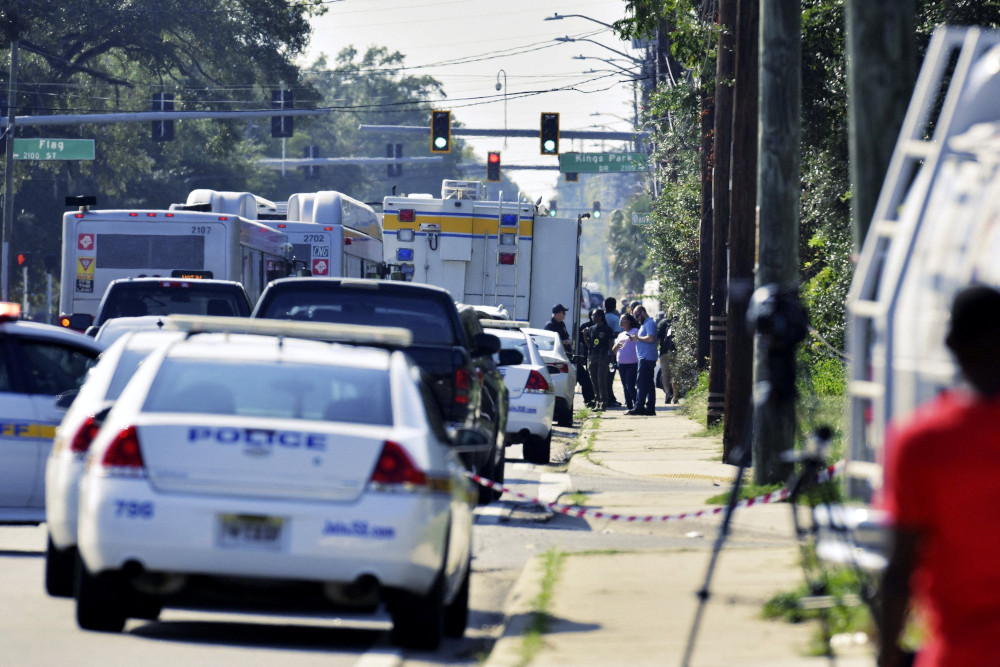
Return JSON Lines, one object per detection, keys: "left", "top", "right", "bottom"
{"left": 487, "top": 151, "right": 501, "bottom": 182}
{"left": 16, "top": 252, "right": 31, "bottom": 267}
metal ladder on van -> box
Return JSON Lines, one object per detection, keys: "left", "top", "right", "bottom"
{"left": 846, "top": 27, "right": 1000, "bottom": 476}
{"left": 494, "top": 199, "right": 521, "bottom": 319}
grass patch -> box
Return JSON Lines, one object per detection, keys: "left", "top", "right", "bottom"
{"left": 519, "top": 549, "right": 565, "bottom": 665}
{"left": 573, "top": 406, "right": 591, "bottom": 421}
{"left": 704, "top": 482, "right": 784, "bottom": 505}
{"left": 763, "top": 566, "right": 873, "bottom": 657}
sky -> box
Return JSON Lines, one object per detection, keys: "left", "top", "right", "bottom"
{"left": 301, "top": 0, "right": 643, "bottom": 199}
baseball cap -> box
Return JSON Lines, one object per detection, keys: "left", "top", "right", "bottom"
{"left": 552, "top": 303, "right": 568, "bottom": 314}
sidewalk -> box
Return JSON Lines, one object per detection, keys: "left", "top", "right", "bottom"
{"left": 486, "top": 400, "right": 876, "bottom": 667}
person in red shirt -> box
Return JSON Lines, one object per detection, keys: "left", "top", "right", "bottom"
{"left": 879, "top": 285, "right": 1000, "bottom": 667}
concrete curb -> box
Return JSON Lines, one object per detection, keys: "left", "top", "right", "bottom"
{"left": 483, "top": 554, "right": 545, "bottom": 667}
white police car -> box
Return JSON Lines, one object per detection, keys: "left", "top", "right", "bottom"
{"left": 524, "top": 327, "right": 577, "bottom": 428}
{"left": 45, "top": 328, "right": 185, "bottom": 597}
{"left": 482, "top": 323, "right": 555, "bottom": 464}
{"left": 0, "top": 303, "right": 103, "bottom": 524}
{"left": 73, "top": 317, "right": 476, "bottom": 649}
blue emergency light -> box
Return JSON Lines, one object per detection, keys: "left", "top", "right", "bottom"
{"left": 397, "top": 248, "right": 414, "bottom": 261}
{"left": 500, "top": 214, "right": 518, "bottom": 227}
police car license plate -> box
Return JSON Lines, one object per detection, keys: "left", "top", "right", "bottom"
{"left": 218, "top": 514, "right": 284, "bottom": 550}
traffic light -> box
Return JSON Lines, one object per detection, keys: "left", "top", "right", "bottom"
{"left": 548, "top": 200, "right": 557, "bottom": 217}
{"left": 271, "top": 89, "right": 294, "bottom": 138}
{"left": 430, "top": 110, "right": 451, "bottom": 153}
{"left": 151, "top": 93, "right": 174, "bottom": 142}
{"left": 593, "top": 201, "right": 601, "bottom": 219}
{"left": 16, "top": 252, "right": 32, "bottom": 267}
{"left": 486, "top": 151, "right": 501, "bottom": 182}
{"left": 565, "top": 172, "right": 579, "bottom": 182}
{"left": 302, "top": 145, "right": 320, "bottom": 179}
{"left": 540, "top": 112, "right": 560, "bottom": 155}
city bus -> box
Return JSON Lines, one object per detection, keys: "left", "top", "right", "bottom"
{"left": 59, "top": 195, "right": 291, "bottom": 325}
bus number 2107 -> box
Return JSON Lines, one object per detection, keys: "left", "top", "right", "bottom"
{"left": 191, "top": 226, "right": 213, "bottom": 235}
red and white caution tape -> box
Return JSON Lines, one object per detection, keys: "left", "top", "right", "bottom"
{"left": 467, "top": 462, "right": 843, "bottom": 523}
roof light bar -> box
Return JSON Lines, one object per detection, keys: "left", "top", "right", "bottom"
{"left": 164, "top": 315, "right": 413, "bottom": 347}
{"left": 478, "top": 319, "right": 530, "bottom": 329}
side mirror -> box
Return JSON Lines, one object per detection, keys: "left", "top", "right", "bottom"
{"left": 498, "top": 348, "right": 523, "bottom": 366}
{"left": 573, "top": 354, "right": 586, "bottom": 365}
{"left": 84, "top": 325, "right": 99, "bottom": 338}
{"left": 473, "top": 332, "right": 501, "bottom": 356}
{"left": 448, "top": 426, "right": 493, "bottom": 454}
{"left": 61, "top": 312, "right": 94, "bottom": 332}
{"left": 54, "top": 389, "right": 79, "bottom": 410}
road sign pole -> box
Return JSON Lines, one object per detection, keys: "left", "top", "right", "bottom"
{"left": 2, "top": 40, "right": 17, "bottom": 302}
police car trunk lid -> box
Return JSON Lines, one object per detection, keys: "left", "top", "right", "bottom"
{"left": 137, "top": 418, "right": 382, "bottom": 502}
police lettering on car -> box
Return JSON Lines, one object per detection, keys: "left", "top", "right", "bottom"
{"left": 188, "top": 427, "right": 327, "bottom": 451}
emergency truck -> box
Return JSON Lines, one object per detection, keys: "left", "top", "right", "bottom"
{"left": 382, "top": 180, "right": 580, "bottom": 334}
{"left": 846, "top": 26, "right": 1000, "bottom": 500}
{"left": 187, "top": 189, "right": 384, "bottom": 280}
{"left": 58, "top": 194, "right": 291, "bottom": 326}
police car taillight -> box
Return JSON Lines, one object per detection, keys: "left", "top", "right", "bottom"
{"left": 554, "top": 362, "right": 569, "bottom": 373}
{"left": 524, "top": 370, "right": 551, "bottom": 393}
{"left": 101, "top": 426, "right": 146, "bottom": 474}
{"left": 71, "top": 415, "right": 101, "bottom": 454}
{"left": 454, "top": 368, "right": 472, "bottom": 405}
{"left": 370, "top": 440, "right": 426, "bottom": 487}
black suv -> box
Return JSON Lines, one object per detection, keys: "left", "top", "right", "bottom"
{"left": 252, "top": 278, "right": 516, "bottom": 504}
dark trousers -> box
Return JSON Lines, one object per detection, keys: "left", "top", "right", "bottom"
{"left": 635, "top": 358, "right": 656, "bottom": 412}
{"left": 618, "top": 362, "right": 637, "bottom": 409}
{"left": 588, "top": 353, "right": 610, "bottom": 408}
{"left": 607, "top": 364, "right": 618, "bottom": 402}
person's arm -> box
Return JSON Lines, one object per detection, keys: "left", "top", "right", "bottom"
{"left": 878, "top": 527, "right": 920, "bottom": 667}
{"left": 636, "top": 322, "right": 656, "bottom": 343}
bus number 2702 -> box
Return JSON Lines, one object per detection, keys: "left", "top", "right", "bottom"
{"left": 302, "top": 234, "right": 327, "bottom": 242}
{"left": 191, "top": 226, "right": 212, "bottom": 235}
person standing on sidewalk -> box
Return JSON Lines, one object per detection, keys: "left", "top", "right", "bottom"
{"left": 657, "top": 312, "right": 680, "bottom": 404}
{"left": 628, "top": 305, "right": 659, "bottom": 416}
{"left": 879, "top": 285, "right": 1000, "bottom": 667}
{"left": 612, "top": 313, "right": 639, "bottom": 411}
{"left": 604, "top": 297, "right": 622, "bottom": 408}
{"left": 545, "top": 303, "right": 572, "bottom": 354}
{"left": 576, "top": 309, "right": 597, "bottom": 407}
{"left": 585, "top": 309, "right": 613, "bottom": 411}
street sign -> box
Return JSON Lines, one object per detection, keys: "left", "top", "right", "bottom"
{"left": 558, "top": 152, "right": 648, "bottom": 174}
{"left": 13, "top": 138, "right": 95, "bottom": 161}
{"left": 632, "top": 213, "right": 653, "bottom": 225}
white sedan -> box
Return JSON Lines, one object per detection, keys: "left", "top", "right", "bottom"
{"left": 45, "top": 328, "right": 185, "bottom": 597}
{"left": 73, "top": 317, "right": 476, "bottom": 650}
{"left": 483, "top": 325, "right": 555, "bottom": 464}
{"left": 524, "top": 327, "right": 576, "bottom": 427}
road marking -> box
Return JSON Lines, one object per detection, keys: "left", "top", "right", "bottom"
{"left": 353, "top": 649, "right": 402, "bottom": 667}
{"left": 538, "top": 472, "right": 570, "bottom": 505}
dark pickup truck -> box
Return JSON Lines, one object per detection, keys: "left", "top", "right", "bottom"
{"left": 251, "top": 278, "right": 516, "bottom": 504}
{"left": 80, "top": 277, "right": 252, "bottom": 335}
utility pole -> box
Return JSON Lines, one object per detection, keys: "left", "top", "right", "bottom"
{"left": 708, "top": 0, "right": 737, "bottom": 426}
{"left": 723, "top": 0, "right": 759, "bottom": 461}
{"left": 2, "top": 41, "right": 17, "bottom": 302}
{"left": 846, "top": 1, "right": 915, "bottom": 253}
{"left": 697, "top": 89, "right": 714, "bottom": 370}
{"left": 753, "top": 0, "right": 801, "bottom": 485}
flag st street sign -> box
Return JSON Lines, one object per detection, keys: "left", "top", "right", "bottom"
{"left": 632, "top": 213, "right": 652, "bottom": 225}
{"left": 13, "top": 138, "right": 95, "bottom": 161}
{"left": 558, "top": 152, "right": 648, "bottom": 174}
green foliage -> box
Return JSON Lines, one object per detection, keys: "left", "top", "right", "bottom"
{"left": 763, "top": 567, "right": 873, "bottom": 655}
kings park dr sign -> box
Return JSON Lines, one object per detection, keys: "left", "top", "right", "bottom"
{"left": 558, "top": 152, "right": 649, "bottom": 174}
